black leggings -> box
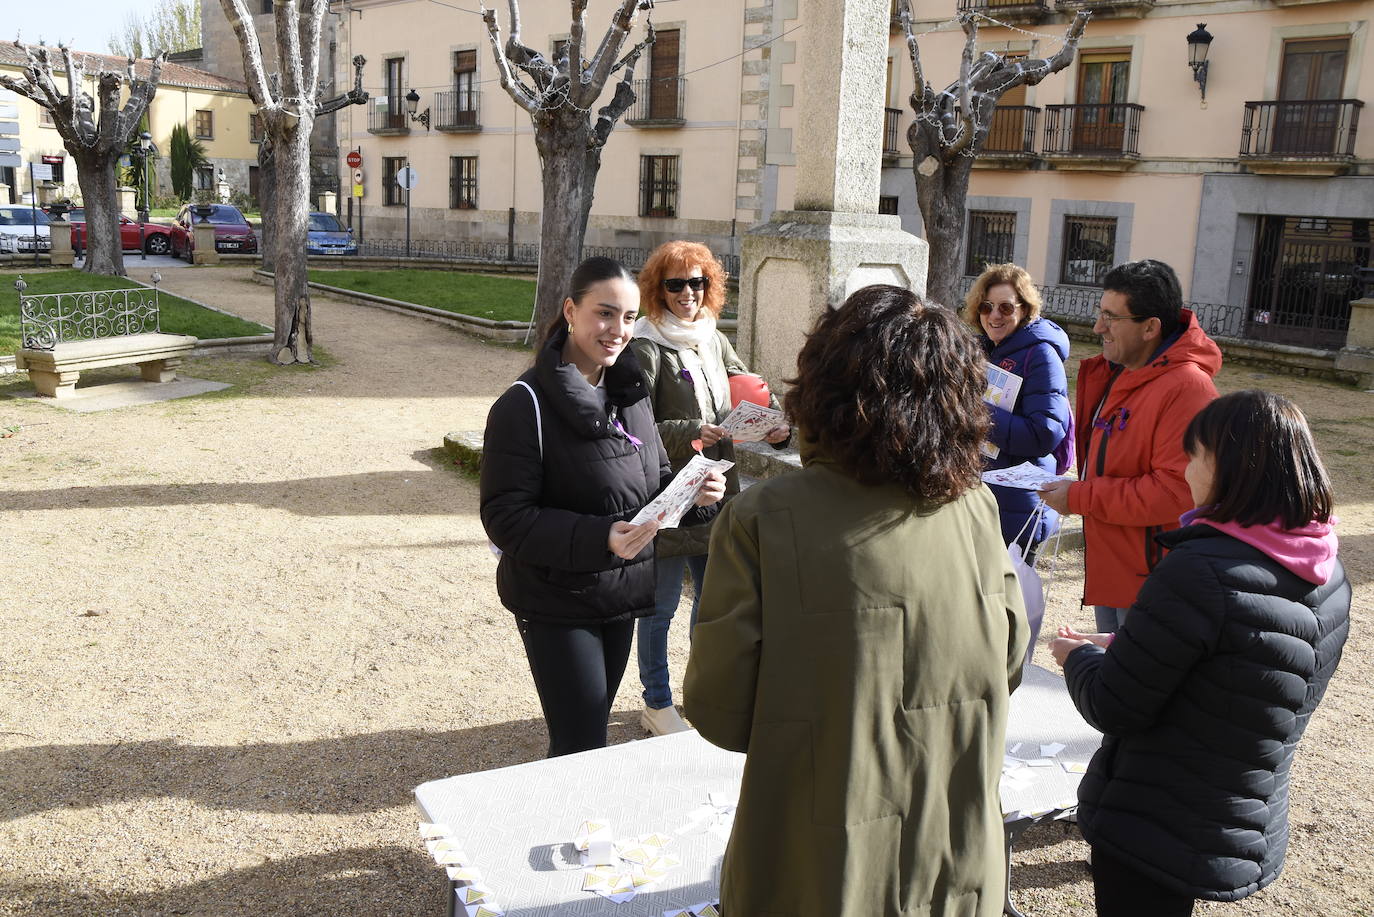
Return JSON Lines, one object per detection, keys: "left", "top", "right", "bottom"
{"left": 1092, "top": 846, "right": 1195, "bottom": 917}
{"left": 517, "top": 617, "right": 635, "bottom": 758}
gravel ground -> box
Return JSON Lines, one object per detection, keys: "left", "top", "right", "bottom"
{"left": 0, "top": 265, "right": 1370, "bottom": 916}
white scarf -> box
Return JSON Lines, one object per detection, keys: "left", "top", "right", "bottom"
{"left": 633, "top": 312, "right": 731, "bottom": 421}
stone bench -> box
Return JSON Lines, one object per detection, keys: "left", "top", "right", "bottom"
{"left": 16, "top": 332, "right": 197, "bottom": 398}
{"left": 11, "top": 276, "right": 197, "bottom": 399}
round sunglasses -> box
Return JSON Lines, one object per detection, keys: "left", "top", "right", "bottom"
{"left": 978, "top": 301, "right": 1020, "bottom": 317}
{"left": 664, "top": 277, "right": 709, "bottom": 293}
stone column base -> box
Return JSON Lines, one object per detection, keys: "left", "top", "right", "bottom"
{"left": 738, "top": 210, "right": 929, "bottom": 392}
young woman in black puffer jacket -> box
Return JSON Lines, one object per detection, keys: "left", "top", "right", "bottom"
{"left": 480, "top": 257, "right": 725, "bottom": 758}
{"left": 1051, "top": 390, "right": 1350, "bottom": 917}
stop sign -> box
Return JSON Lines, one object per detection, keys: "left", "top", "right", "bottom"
{"left": 346, "top": 150, "right": 362, "bottom": 168}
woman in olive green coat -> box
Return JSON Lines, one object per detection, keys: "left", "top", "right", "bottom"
{"left": 685, "top": 285, "right": 1029, "bottom": 917}
{"left": 630, "top": 240, "right": 789, "bottom": 737}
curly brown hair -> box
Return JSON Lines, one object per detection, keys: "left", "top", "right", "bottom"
{"left": 962, "top": 262, "right": 1042, "bottom": 332}
{"left": 637, "top": 240, "right": 728, "bottom": 322}
{"left": 785, "top": 285, "right": 989, "bottom": 504}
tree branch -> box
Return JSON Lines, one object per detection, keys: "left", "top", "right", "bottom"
{"left": 276, "top": 0, "right": 304, "bottom": 106}
{"left": 577, "top": 0, "right": 641, "bottom": 108}
{"left": 896, "top": 0, "right": 927, "bottom": 113}
{"left": 217, "top": 0, "right": 276, "bottom": 108}
{"left": 315, "top": 54, "right": 368, "bottom": 116}
{"left": 481, "top": 6, "right": 539, "bottom": 113}
{"left": 299, "top": 0, "right": 328, "bottom": 103}
{"left": 569, "top": 0, "right": 587, "bottom": 89}
{"left": 590, "top": 31, "right": 651, "bottom": 149}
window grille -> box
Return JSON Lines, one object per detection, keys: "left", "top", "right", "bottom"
{"left": 639, "top": 155, "right": 678, "bottom": 218}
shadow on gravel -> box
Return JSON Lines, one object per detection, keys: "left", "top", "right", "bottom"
{"left": 0, "top": 720, "right": 555, "bottom": 822}
{"left": 2, "top": 844, "right": 442, "bottom": 917}
{"left": 0, "top": 470, "right": 471, "bottom": 516}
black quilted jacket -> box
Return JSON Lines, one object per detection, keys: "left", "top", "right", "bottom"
{"left": 1063, "top": 523, "right": 1350, "bottom": 901}
{"left": 480, "top": 326, "right": 712, "bottom": 625}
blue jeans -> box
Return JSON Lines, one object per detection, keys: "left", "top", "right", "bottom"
{"left": 637, "top": 553, "right": 708, "bottom": 710}
{"left": 1095, "top": 605, "right": 1129, "bottom": 633}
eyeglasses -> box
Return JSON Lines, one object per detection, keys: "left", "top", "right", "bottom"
{"left": 1095, "top": 309, "right": 1148, "bottom": 326}
{"left": 664, "top": 277, "right": 709, "bottom": 293}
{"left": 978, "top": 301, "right": 1020, "bottom": 317}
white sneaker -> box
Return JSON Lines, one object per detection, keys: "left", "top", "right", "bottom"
{"left": 640, "top": 704, "right": 691, "bottom": 736}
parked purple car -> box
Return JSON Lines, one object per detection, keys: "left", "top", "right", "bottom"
{"left": 170, "top": 203, "right": 258, "bottom": 260}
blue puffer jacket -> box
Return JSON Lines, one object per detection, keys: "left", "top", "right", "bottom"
{"left": 981, "top": 317, "right": 1072, "bottom": 547}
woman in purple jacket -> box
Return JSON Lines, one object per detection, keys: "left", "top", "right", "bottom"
{"left": 963, "top": 263, "right": 1072, "bottom": 560}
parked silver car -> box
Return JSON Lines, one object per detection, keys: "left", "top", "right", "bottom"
{"left": 0, "top": 205, "right": 52, "bottom": 253}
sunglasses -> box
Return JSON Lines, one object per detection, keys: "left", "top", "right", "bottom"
{"left": 979, "top": 301, "right": 1020, "bottom": 317}
{"left": 664, "top": 277, "right": 709, "bottom": 293}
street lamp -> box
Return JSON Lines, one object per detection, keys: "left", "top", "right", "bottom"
{"left": 138, "top": 130, "right": 153, "bottom": 261}
{"left": 1186, "top": 23, "right": 1214, "bottom": 101}
{"left": 405, "top": 88, "right": 431, "bottom": 131}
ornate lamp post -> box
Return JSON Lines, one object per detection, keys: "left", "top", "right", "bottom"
{"left": 137, "top": 131, "right": 155, "bottom": 261}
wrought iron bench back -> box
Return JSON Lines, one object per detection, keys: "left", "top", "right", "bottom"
{"left": 17, "top": 281, "right": 162, "bottom": 352}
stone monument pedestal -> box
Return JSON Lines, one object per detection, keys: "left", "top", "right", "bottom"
{"left": 739, "top": 211, "right": 929, "bottom": 388}
{"left": 48, "top": 221, "right": 74, "bottom": 267}
{"left": 192, "top": 222, "right": 220, "bottom": 265}
{"left": 735, "top": 0, "right": 928, "bottom": 392}
{"left": 1335, "top": 297, "right": 1374, "bottom": 389}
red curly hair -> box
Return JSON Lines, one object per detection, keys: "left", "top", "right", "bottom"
{"left": 637, "top": 240, "right": 728, "bottom": 322}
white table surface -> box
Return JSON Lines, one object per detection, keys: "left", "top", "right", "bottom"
{"left": 414, "top": 665, "right": 1101, "bottom": 915}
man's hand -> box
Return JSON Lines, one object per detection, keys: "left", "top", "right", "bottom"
{"left": 1040, "top": 480, "right": 1073, "bottom": 515}
{"left": 700, "top": 423, "right": 727, "bottom": 447}
{"left": 763, "top": 424, "right": 791, "bottom": 445}
{"left": 694, "top": 469, "right": 727, "bottom": 507}
{"left": 608, "top": 520, "right": 659, "bottom": 559}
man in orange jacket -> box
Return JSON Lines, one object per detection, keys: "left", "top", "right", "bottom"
{"left": 1041, "top": 260, "right": 1221, "bottom": 632}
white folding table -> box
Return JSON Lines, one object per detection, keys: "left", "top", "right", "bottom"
{"left": 415, "top": 664, "right": 1101, "bottom": 917}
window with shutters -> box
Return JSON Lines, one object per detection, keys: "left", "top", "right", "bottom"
{"left": 453, "top": 50, "right": 478, "bottom": 126}
{"left": 629, "top": 29, "right": 684, "bottom": 124}
{"left": 195, "top": 110, "right": 214, "bottom": 140}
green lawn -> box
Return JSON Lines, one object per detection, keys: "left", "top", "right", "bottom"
{"left": 310, "top": 269, "right": 536, "bottom": 323}
{"left": 1, "top": 270, "right": 270, "bottom": 353}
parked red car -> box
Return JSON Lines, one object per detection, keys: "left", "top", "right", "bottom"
{"left": 170, "top": 203, "right": 259, "bottom": 260}
{"left": 65, "top": 208, "right": 173, "bottom": 255}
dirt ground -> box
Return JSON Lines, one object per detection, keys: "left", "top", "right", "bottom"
{"left": 0, "top": 266, "right": 1370, "bottom": 916}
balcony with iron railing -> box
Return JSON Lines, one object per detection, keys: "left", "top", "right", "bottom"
{"left": 883, "top": 107, "right": 903, "bottom": 159}
{"left": 1239, "top": 99, "right": 1363, "bottom": 176}
{"left": 1042, "top": 103, "right": 1143, "bottom": 170}
{"left": 975, "top": 105, "right": 1039, "bottom": 167}
{"left": 367, "top": 94, "right": 409, "bottom": 135}
{"left": 626, "top": 77, "right": 686, "bottom": 127}
{"left": 1053, "top": 0, "right": 1154, "bottom": 17}
{"left": 436, "top": 89, "right": 482, "bottom": 132}
{"left": 956, "top": 0, "right": 1050, "bottom": 25}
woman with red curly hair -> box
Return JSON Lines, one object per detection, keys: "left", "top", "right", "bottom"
{"left": 629, "top": 240, "right": 790, "bottom": 736}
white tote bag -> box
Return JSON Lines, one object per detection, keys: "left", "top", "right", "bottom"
{"left": 1008, "top": 502, "right": 1061, "bottom": 667}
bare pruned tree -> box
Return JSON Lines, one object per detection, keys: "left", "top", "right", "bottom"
{"left": 482, "top": 0, "right": 655, "bottom": 332}
{"left": 217, "top": 0, "right": 368, "bottom": 365}
{"left": 895, "top": 2, "right": 1089, "bottom": 309}
{"left": 0, "top": 43, "right": 164, "bottom": 277}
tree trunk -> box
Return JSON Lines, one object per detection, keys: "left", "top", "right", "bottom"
{"left": 74, "top": 153, "right": 127, "bottom": 277}
{"left": 257, "top": 137, "right": 276, "bottom": 274}
{"left": 267, "top": 115, "right": 313, "bottom": 364}
{"left": 531, "top": 113, "right": 593, "bottom": 335}
{"left": 913, "top": 153, "right": 975, "bottom": 310}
